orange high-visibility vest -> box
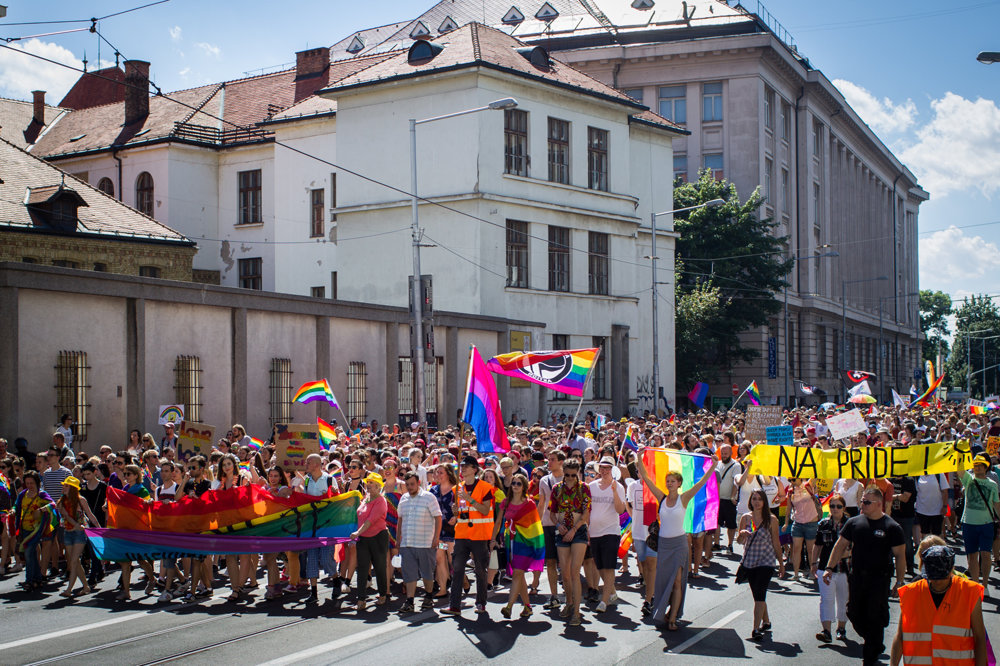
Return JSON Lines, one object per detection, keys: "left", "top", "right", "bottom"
{"left": 454, "top": 479, "right": 495, "bottom": 541}
{"left": 899, "top": 576, "right": 982, "bottom": 666}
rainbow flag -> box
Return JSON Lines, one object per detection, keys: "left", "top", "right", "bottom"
{"left": 910, "top": 361, "right": 944, "bottom": 408}
{"left": 293, "top": 379, "right": 340, "bottom": 407}
{"left": 747, "top": 380, "right": 761, "bottom": 406}
{"left": 486, "top": 348, "right": 598, "bottom": 397}
{"left": 504, "top": 500, "right": 544, "bottom": 573}
{"left": 622, "top": 426, "right": 638, "bottom": 452}
{"left": 463, "top": 346, "right": 510, "bottom": 453}
{"left": 617, "top": 512, "right": 633, "bottom": 558}
{"left": 317, "top": 417, "right": 337, "bottom": 449}
{"left": 248, "top": 437, "right": 264, "bottom": 450}
{"left": 688, "top": 381, "right": 709, "bottom": 409}
{"left": 640, "top": 448, "right": 719, "bottom": 533}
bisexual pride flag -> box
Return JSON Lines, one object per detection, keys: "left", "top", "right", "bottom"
{"left": 463, "top": 346, "right": 509, "bottom": 453}
{"left": 688, "top": 382, "right": 709, "bottom": 409}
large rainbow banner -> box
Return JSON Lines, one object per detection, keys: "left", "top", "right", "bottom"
{"left": 641, "top": 448, "right": 719, "bottom": 533}
{"left": 486, "top": 348, "right": 597, "bottom": 397}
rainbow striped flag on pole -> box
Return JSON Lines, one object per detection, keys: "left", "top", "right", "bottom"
{"left": 317, "top": 417, "right": 337, "bottom": 449}
{"left": 640, "top": 448, "right": 719, "bottom": 533}
{"left": 486, "top": 348, "right": 598, "bottom": 397}
{"left": 747, "top": 380, "right": 761, "bottom": 406}
{"left": 293, "top": 379, "right": 339, "bottom": 408}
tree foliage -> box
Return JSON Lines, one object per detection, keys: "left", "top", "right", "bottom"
{"left": 672, "top": 169, "right": 792, "bottom": 389}
{"left": 945, "top": 295, "right": 1000, "bottom": 397}
{"left": 919, "top": 289, "right": 951, "bottom": 365}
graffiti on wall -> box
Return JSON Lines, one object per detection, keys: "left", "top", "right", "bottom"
{"left": 634, "top": 374, "right": 670, "bottom": 417}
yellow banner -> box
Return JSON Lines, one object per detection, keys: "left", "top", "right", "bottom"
{"left": 744, "top": 441, "right": 974, "bottom": 480}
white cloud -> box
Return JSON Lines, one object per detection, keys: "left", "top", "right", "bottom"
{"left": 900, "top": 93, "right": 1000, "bottom": 198}
{"left": 0, "top": 38, "right": 82, "bottom": 101}
{"left": 178, "top": 67, "right": 191, "bottom": 77}
{"left": 834, "top": 78, "right": 917, "bottom": 134}
{"left": 196, "top": 42, "right": 221, "bottom": 58}
{"left": 918, "top": 226, "right": 1000, "bottom": 295}
{"left": 169, "top": 26, "right": 183, "bottom": 41}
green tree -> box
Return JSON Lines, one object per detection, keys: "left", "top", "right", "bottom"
{"left": 946, "top": 295, "right": 1000, "bottom": 398}
{"left": 673, "top": 169, "right": 792, "bottom": 389}
{"left": 919, "top": 289, "right": 951, "bottom": 365}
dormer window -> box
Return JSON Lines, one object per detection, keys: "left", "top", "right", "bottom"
{"left": 631, "top": 0, "right": 654, "bottom": 8}
{"left": 407, "top": 40, "right": 444, "bottom": 64}
{"left": 535, "top": 2, "right": 558, "bottom": 21}
{"left": 409, "top": 21, "right": 431, "bottom": 39}
{"left": 346, "top": 35, "right": 365, "bottom": 54}
{"left": 25, "top": 184, "right": 88, "bottom": 233}
{"left": 438, "top": 16, "right": 459, "bottom": 34}
{"left": 502, "top": 6, "right": 525, "bottom": 24}
{"left": 516, "top": 46, "right": 550, "bottom": 69}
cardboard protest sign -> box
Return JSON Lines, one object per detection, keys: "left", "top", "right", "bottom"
{"left": 744, "top": 440, "right": 974, "bottom": 479}
{"left": 987, "top": 436, "right": 1000, "bottom": 458}
{"left": 176, "top": 421, "right": 215, "bottom": 461}
{"left": 765, "top": 425, "right": 794, "bottom": 447}
{"left": 745, "top": 405, "right": 783, "bottom": 443}
{"left": 825, "top": 409, "right": 868, "bottom": 441}
{"left": 275, "top": 423, "right": 321, "bottom": 472}
{"left": 158, "top": 404, "right": 184, "bottom": 426}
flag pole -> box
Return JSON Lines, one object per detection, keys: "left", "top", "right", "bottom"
{"left": 568, "top": 347, "right": 601, "bottom": 436}
{"left": 731, "top": 386, "right": 749, "bottom": 410}
{"left": 459, "top": 345, "right": 474, "bottom": 454}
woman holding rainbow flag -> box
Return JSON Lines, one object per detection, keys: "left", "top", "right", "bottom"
{"left": 636, "top": 446, "right": 718, "bottom": 630}
{"left": 493, "top": 472, "right": 544, "bottom": 619}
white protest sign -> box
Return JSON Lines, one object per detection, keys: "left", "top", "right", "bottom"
{"left": 825, "top": 409, "right": 868, "bottom": 441}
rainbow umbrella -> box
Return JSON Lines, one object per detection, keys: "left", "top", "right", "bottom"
{"left": 848, "top": 394, "right": 877, "bottom": 404}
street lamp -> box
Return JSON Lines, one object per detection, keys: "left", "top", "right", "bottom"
{"left": 649, "top": 197, "right": 725, "bottom": 415}
{"left": 841, "top": 276, "right": 888, "bottom": 400}
{"left": 409, "top": 97, "right": 517, "bottom": 431}
{"left": 878, "top": 291, "right": 919, "bottom": 402}
{"left": 783, "top": 248, "right": 838, "bottom": 406}
{"left": 977, "top": 51, "right": 1000, "bottom": 64}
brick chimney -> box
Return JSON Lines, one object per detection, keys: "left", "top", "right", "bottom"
{"left": 31, "top": 90, "right": 45, "bottom": 125}
{"left": 294, "top": 47, "right": 330, "bottom": 103}
{"left": 124, "top": 60, "right": 150, "bottom": 125}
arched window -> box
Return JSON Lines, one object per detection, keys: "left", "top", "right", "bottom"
{"left": 97, "top": 177, "right": 114, "bottom": 197}
{"left": 135, "top": 172, "right": 154, "bottom": 217}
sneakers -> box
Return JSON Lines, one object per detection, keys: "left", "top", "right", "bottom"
{"left": 144, "top": 580, "right": 156, "bottom": 595}
{"left": 836, "top": 628, "right": 847, "bottom": 641}
{"left": 420, "top": 596, "right": 434, "bottom": 611}
{"left": 748, "top": 629, "right": 764, "bottom": 642}
{"left": 440, "top": 606, "right": 461, "bottom": 616}
{"left": 158, "top": 591, "right": 172, "bottom": 603}
{"left": 474, "top": 603, "right": 487, "bottom": 614}
{"left": 568, "top": 614, "right": 582, "bottom": 626}
{"left": 400, "top": 599, "right": 415, "bottom": 614}
{"left": 544, "top": 596, "right": 560, "bottom": 610}
{"left": 559, "top": 604, "right": 572, "bottom": 618}
{"left": 608, "top": 593, "right": 618, "bottom": 606}
{"left": 596, "top": 601, "right": 607, "bottom": 613}
{"left": 307, "top": 588, "right": 319, "bottom": 603}
{"left": 641, "top": 601, "right": 652, "bottom": 617}
{"left": 816, "top": 629, "right": 832, "bottom": 643}
{"left": 501, "top": 604, "right": 512, "bottom": 619}
{"left": 585, "top": 588, "right": 600, "bottom": 603}
{"left": 520, "top": 605, "right": 533, "bottom": 619}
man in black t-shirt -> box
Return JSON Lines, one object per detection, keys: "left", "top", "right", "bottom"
{"left": 889, "top": 475, "right": 917, "bottom": 575}
{"left": 823, "top": 486, "right": 906, "bottom": 666}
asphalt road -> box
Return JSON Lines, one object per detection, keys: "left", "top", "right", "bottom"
{"left": 2, "top": 550, "right": 998, "bottom": 665}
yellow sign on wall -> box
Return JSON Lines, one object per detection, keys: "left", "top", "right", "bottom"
{"left": 508, "top": 331, "right": 531, "bottom": 388}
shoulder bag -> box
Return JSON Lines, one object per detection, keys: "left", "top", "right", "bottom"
{"left": 971, "top": 478, "right": 1000, "bottom": 532}
{"left": 735, "top": 524, "right": 761, "bottom": 584}
{"left": 645, "top": 496, "right": 666, "bottom": 552}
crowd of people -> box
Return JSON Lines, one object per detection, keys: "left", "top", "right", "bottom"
{"left": 0, "top": 404, "right": 997, "bottom": 664}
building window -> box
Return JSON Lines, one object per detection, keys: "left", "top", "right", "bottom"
{"left": 813, "top": 182, "right": 821, "bottom": 226}
{"left": 269, "top": 358, "right": 293, "bottom": 426}
{"left": 506, "top": 220, "right": 529, "bottom": 288}
{"left": 551, "top": 334, "right": 569, "bottom": 399}
{"left": 55, "top": 350, "right": 89, "bottom": 443}
{"left": 237, "top": 169, "right": 262, "bottom": 225}
{"left": 397, "top": 356, "right": 443, "bottom": 425}
{"left": 658, "top": 86, "right": 686, "bottom": 124}
{"left": 703, "top": 82, "right": 723, "bottom": 122}
{"left": 93, "top": 262, "right": 107, "bottom": 272}
{"left": 97, "top": 177, "right": 114, "bottom": 197}
{"left": 624, "top": 88, "right": 644, "bottom": 103}
{"left": 592, "top": 336, "right": 607, "bottom": 400}
{"left": 347, "top": 361, "right": 368, "bottom": 423}
{"left": 818, "top": 325, "right": 827, "bottom": 371}
{"left": 238, "top": 257, "right": 262, "bottom": 290}
{"left": 310, "top": 188, "right": 324, "bottom": 237}
{"left": 813, "top": 121, "right": 823, "bottom": 157}
{"left": 781, "top": 102, "right": 791, "bottom": 141}
{"left": 52, "top": 259, "right": 79, "bottom": 268}
{"left": 135, "top": 171, "right": 154, "bottom": 217}
{"left": 504, "top": 109, "right": 528, "bottom": 176}
{"left": 548, "top": 225, "right": 570, "bottom": 292}
{"left": 764, "top": 158, "right": 773, "bottom": 202}
{"left": 174, "top": 355, "right": 202, "bottom": 423}
{"left": 547, "top": 117, "right": 570, "bottom": 184}
{"left": 704, "top": 153, "right": 724, "bottom": 181}
{"left": 781, "top": 168, "right": 790, "bottom": 212}
{"left": 21, "top": 257, "right": 38, "bottom": 264}
{"left": 311, "top": 286, "right": 325, "bottom": 298}
{"left": 673, "top": 154, "right": 688, "bottom": 183}
{"left": 764, "top": 87, "right": 774, "bottom": 131}
{"left": 138, "top": 265, "right": 160, "bottom": 278}
{"left": 329, "top": 173, "right": 337, "bottom": 222}
{"left": 588, "top": 231, "right": 609, "bottom": 295}
{"left": 331, "top": 271, "right": 338, "bottom": 299}
{"left": 587, "top": 127, "right": 609, "bottom": 191}
{"left": 788, "top": 320, "right": 795, "bottom": 374}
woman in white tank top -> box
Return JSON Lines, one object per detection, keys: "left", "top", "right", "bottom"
{"left": 637, "top": 447, "right": 719, "bottom": 630}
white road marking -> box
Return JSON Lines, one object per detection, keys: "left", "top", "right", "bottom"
{"left": 668, "top": 609, "right": 744, "bottom": 654}
{"left": 260, "top": 612, "right": 434, "bottom": 665}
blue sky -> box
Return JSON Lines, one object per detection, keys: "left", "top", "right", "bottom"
{"left": 2, "top": 0, "right": 999, "bottom": 310}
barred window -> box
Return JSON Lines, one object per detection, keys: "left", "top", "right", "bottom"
{"left": 347, "top": 361, "right": 368, "bottom": 423}
{"left": 506, "top": 220, "right": 529, "bottom": 288}
{"left": 310, "top": 188, "right": 324, "bottom": 237}
{"left": 269, "top": 358, "right": 293, "bottom": 425}
{"left": 548, "top": 225, "right": 570, "bottom": 292}
{"left": 547, "top": 117, "right": 569, "bottom": 184}
{"left": 504, "top": 109, "right": 528, "bottom": 176}
{"left": 550, "top": 335, "right": 569, "bottom": 400}
{"left": 139, "top": 265, "right": 160, "bottom": 278}
{"left": 398, "top": 356, "right": 442, "bottom": 427}
{"left": 55, "top": 351, "right": 90, "bottom": 443}
{"left": 174, "top": 355, "right": 203, "bottom": 423}
{"left": 592, "top": 336, "right": 607, "bottom": 400}
{"left": 587, "top": 127, "right": 608, "bottom": 191}
{"left": 588, "top": 231, "right": 608, "bottom": 295}
{"left": 237, "top": 169, "right": 262, "bottom": 224}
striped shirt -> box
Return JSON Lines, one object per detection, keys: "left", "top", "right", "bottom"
{"left": 397, "top": 489, "right": 442, "bottom": 548}
{"left": 42, "top": 466, "right": 72, "bottom": 502}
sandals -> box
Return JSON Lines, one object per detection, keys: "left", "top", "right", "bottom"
{"left": 375, "top": 595, "right": 388, "bottom": 606}
{"left": 59, "top": 590, "right": 74, "bottom": 598}
{"left": 357, "top": 598, "right": 367, "bottom": 611}
{"left": 667, "top": 620, "right": 679, "bottom": 631}
{"left": 227, "top": 591, "right": 240, "bottom": 601}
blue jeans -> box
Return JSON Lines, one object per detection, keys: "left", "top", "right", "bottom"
{"left": 24, "top": 541, "right": 42, "bottom": 584}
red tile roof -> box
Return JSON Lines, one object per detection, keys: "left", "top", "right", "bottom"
{"left": 58, "top": 66, "right": 127, "bottom": 110}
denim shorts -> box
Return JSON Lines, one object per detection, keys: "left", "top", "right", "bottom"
{"left": 791, "top": 521, "right": 818, "bottom": 540}
{"left": 963, "top": 522, "right": 996, "bottom": 555}
{"left": 63, "top": 529, "right": 88, "bottom": 546}
{"left": 633, "top": 538, "right": 658, "bottom": 561}
{"left": 557, "top": 525, "right": 589, "bottom": 547}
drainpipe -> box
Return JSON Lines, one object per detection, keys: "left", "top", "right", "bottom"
{"left": 793, "top": 87, "right": 804, "bottom": 293}
{"left": 891, "top": 173, "right": 901, "bottom": 322}
{"left": 112, "top": 147, "right": 123, "bottom": 202}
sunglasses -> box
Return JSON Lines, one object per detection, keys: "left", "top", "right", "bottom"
{"left": 349, "top": 465, "right": 361, "bottom": 470}
{"left": 829, "top": 504, "right": 844, "bottom": 509}
{"left": 511, "top": 482, "right": 524, "bottom": 487}
{"left": 564, "top": 473, "right": 579, "bottom": 479}
{"left": 861, "top": 500, "right": 875, "bottom": 506}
